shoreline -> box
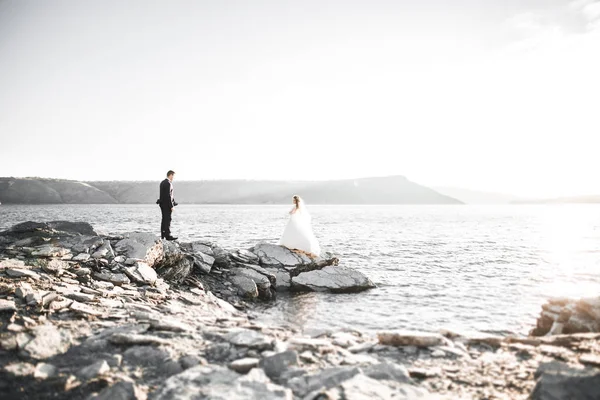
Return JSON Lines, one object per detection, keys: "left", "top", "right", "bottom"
{"left": 0, "top": 221, "right": 599, "bottom": 399}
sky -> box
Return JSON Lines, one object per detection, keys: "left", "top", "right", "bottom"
{"left": 0, "top": 0, "right": 598, "bottom": 198}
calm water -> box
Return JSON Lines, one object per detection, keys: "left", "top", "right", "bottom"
{"left": 1, "top": 204, "right": 599, "bottom": 336}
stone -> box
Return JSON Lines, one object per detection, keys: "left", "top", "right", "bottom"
{"left": 92, "top": 280, "right": 115, "bottom": 290}
{"left": 65, "top": 292, "right": 96, "bottom": 303}
{"left": 334, "top": 374, "right": 407, "bottom": 400}
{"left": 580, "top": 353, "right": 600, "bottom": 367}
{"left": 31, "top": 245, "right": 70, "bottom": 258}
{"left": 90, "top": 380, "right": 146, "bottom": 400}
{"left": 4, "top": 362, "right": 35, "bottom": 376}
{"left": 265, "top": 268, "right": 291, "bottom": 290}
{"left": 287, "top": 337, "right": 332, "bottom": 352}
{"left": 153, "top": 365, "right": 292, "bottom": 400}
{"left": 225, "top": 329, "right": 274, "bottom": 350}
{"left": 259, "top": 350, "right": 299, "bottom": 379}
{"left": 363, "top": 362, "right": 412, "bottom": 383}
{"left": 251, "top": 243, "right": 312, "bottom": 267}
{"left": 287, "top": 366, "right": 361, "bottom": 397}
{"left": 15, "top": 282, "right": 34, "bottom": 299}
{"left": 78, "top": 360, "right": 110, "bottom": 380}
{"left": 124, "top": 262, "right": 158, "bottom": 285}
{"left": 0, "top": 259, "right": 26, "bottom": 269}
{"left": 377, "top": 331, "right": 447, "bottom": 347}
{"left": 115, "top": 233, "right": 163, "bottom": 267}
{"left": 22, "top": 324, "right": 73, "bottom": 360}
{"left": 109, "top": 333, "right": 169, "bottom": 346}
{"left": 231, "top": 275, "right": 258, "bottom": 298}
{"left": 291, "top": 265, "right": 375, "bottom": 293}
{"left": 42, "top": 259, "right": 68, "bottom": 274}
{"left": 408, "top": 367, "right": 442, "bottom": 379}
{"left": 70, "top": 301, "right": 103, "bottom": 316}
{"left": 34, "top": 363, "right": 57, "bottom": 379}
{"left": 531, "top": 361, "right": 600, "bottom": 400}
{"left": 0, "top": 298, "right": 16, "bottom": 312}
{"left": 123, "top": 345, "right": 171, "bottom": 366}
{"left": 229, "top": 357, "right": 260, "bottom": 373}
{"left": 73, "top": 253, "right": 91, "bottom": 262}
{"left": 192, "top": 251, "right": 215, "bottom": 274}
{"left": 190, "top": 241, "right": 214, "bottom": 256}
{"left": 6, "top": 267, "right": 40, "bottom": 280}
{"left": 73, "top": 267, "right": 92, "bottom": 277}
{"left": 93, "top": 271, "right": 130, "bottom": 286}
{"left": 92, "top": 241, "right": 115, "bottom": 259}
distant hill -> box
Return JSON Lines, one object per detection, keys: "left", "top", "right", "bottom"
{"left": 433, "top": 186, "right": 524, "bottom": 204}
{"left": 0, "top": 176, "right": 462, "bottom": 205}
{"left": 512, "top": 195, "right": 600, "bottom": 204}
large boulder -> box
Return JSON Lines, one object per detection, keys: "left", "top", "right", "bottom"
{"left": 114, "top": 233, "right": 163, "bottom": 267}
{"left": 291, "top": 266, "right": 375, "bottom": 293}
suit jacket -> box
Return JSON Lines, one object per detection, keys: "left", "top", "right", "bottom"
{"left": 159, "top": 179, "right": 176, "bottom": 208}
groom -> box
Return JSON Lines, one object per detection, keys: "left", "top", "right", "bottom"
{"left": 157, "top": 170, "right": 178, "bottom": 240}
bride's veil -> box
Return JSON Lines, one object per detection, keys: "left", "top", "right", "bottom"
{"left": 296, "top": 196, "right": 311, "bottom": 221}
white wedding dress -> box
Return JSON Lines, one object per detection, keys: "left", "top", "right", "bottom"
{"left": 278, "top": 201, "right": 320, "bottom": 256}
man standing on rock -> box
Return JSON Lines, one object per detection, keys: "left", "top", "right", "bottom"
{"left": 158, "top": 170, "right": 178, "bottom": 240}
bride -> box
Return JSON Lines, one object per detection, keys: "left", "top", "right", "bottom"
{"left": 279, "top": 195, "right": 321, "bottom": 257}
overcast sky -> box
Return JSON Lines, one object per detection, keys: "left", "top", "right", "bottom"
{"left": 0, "top": 0, "right": 598, "bottom": 197}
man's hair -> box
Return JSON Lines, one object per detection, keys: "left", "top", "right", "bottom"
{"left": 167, "top": 170, "right": 175, "bottom": 177}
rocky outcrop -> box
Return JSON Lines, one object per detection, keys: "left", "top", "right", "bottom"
{"left": 2, "top": 221, "right": 600, "bottom": 400}
{"left": 530, "top": 297, "right": 600, "bottom": 336}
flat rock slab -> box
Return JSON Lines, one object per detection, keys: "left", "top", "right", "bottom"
{"left": 291, "top": 266, "right": 375, "bottom": 293}
{"left": 251, "top": 243, "right": 311, "bottom": 268}
{"left": 0, "top": 259, "right": 26, "bottom": 270}
{"left": 6, "top": 268, "right": 40, "bottom": 280}
{"left": 378, "top": 331, "right": 447, "bottom": 348}
{"left": 259, "top": 350, "right": 299, "bottom": 379}
{"left": 531, "top": 361, "right": 600, "bottom": 400}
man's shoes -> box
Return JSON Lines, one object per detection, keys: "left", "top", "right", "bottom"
{"left": 165, "top": 236, "right": 178, "bottom": 241}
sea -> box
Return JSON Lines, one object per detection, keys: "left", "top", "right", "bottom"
{"left": 1, "top": 204, "right": 599, "bottom": 336}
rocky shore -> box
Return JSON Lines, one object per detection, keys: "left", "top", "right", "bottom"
{"left": 0, "top": 221, "right": 599, "bottom": 399}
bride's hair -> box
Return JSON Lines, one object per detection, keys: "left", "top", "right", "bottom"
{"left": 293, "top": 195, "right": 300, "bottom": 209}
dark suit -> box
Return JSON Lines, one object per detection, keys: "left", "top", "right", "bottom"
{"left": 158, "top": 178, "right": 176, "bottom": 238}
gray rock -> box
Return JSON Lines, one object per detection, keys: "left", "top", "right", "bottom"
{"left": 153, "top": 365, "right": 292, "bottom": 400}
{"left": 93, "top": 271, "right": 130, "bottom": 286}
{"left": 287, "top": 366, "right": 362, "bottom": 397}
{"left": 531, "top": 361, "right": 600, "bottom": 400}
{"left": 15, "top": 283, "right": 34, "bottom": 299}
{"left": 31, "top": 245, "right": 70, "bottom": 258}
{"left": 0, "top": 299, "right": 17, "bottom": 312}
{"left": 231, "top": 275, "right": 258, "bottom": 298}
{"left": 42, "top": 259, "right": 68, "bottom": 274}
{"left": 192, "top": 251, "right": 215, "bottom": 274}
{"left": 157, "top": 256, "right": 194, "bottom": 284}
{"left": 90, "top": 381, "right": 145, "bottom": 400}
{"left": 229, "top": 357, "right": 260, "bottom": 373}
{"left": 22, "top": 324, "right": 73, "bottom": 360}
{"left": 251, "top": 243, "right": 311, "bottom": 268}
{"left": 0, "top": 259, "right": 26, "bottom": 269}
{"left": 114, "top": 233, "right": 163, "bottom": 267}
{"left": 291, "top": 265, "right": 375, "bottom": 293}
{"left": 34, "top": 363, "right": 57, "bottom": 379}
{"left": 92, "top": 241, "right": 115, "bottom": 259}
{"left": 109, "top": 333, "right": 169, "bottom": 346}
{"left": 259, "top": 350, "right": 299, "bottom": 380}
{"left": 265, "top": 268, "right": 291, "bottom": 290}
{"left": 377, "top": 331, "right": 448, "bottom": 348}
{"left": 225, "top": 329, "right": 274, "bottom": 350}
{"left": 4, "top": 362, "right": 35, "bottom": 376}
{"left": 6, "top": 267, "right": 40, "bottom": 280}
{"left": 190, "top": 241, "right": 214, "bottom": 256}
{"left": 124, "top": 346, "right": 170, "bottom": 367}
{"left": 364, "top": 362, "right": 412, "bottom": 383}
{"left": 124, "top": 262, "right": 157, "bottom": 285}
{"left": 78, "top": 360, "right": 110, "bottom": 380}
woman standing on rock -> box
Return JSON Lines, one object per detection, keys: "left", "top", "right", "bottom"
{"left": 279, "top": 195, "right": 320, "bottom": 257}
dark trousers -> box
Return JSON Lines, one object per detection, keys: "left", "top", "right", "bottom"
{"left": 160, "top": 206, "right": 172, "bottom": 238}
